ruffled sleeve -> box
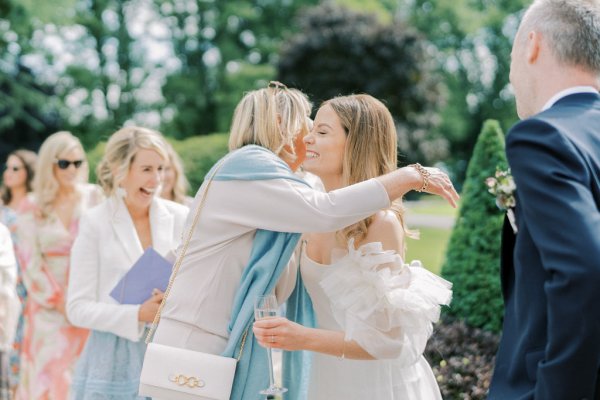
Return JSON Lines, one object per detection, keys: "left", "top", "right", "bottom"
{"left": 319, "top": 239, "right": 452, "bottom": 365}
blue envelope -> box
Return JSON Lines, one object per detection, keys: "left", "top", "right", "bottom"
{"left": 109, "top": 247, "right": 173, "bottom": 305}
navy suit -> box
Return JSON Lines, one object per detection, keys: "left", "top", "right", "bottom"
{"left": 489, "top": 92, "right": 600, "bottom": 400}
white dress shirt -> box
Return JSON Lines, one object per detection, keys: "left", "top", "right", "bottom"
{"left": 541, "top": 86, "right": 599, "bottom": 112}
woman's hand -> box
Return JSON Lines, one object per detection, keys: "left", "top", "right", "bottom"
{"left": 419, "top": 166, "right": 460, "bottom": 208}
{"left": 138, "top": 289, "right": 164, "bottom": 322}
{"left": 253, "top": 317, "right": 310, "bottom": 351}
{"left": 377, "top": 165, "right": 460, "bottom": 208}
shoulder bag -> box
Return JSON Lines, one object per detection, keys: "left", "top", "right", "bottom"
{"left": 139, "top": 155, "right": 248, "bottom": 400}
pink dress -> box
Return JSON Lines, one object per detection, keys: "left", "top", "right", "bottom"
{"left": 14, "top": 185, "right": 102, "bottom": 400}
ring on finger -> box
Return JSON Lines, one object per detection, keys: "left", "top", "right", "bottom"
{"left": 270, "top": 335, "right": 275, "bottom": 343}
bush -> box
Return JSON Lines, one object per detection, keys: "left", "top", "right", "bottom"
{"left": 277, "top": 2, "right": 448, "bottom": 165}
{"left": 86, "top": 141, "right": 106, "bottom": 184}
{"left": 441, "top": 120, "right": 507, "bottom": 332}
{"left": 425, "top": 315, "right": 500, "bottom": 399}
{"left": 86, "top": 133, "right": 229, "bottom": 195}
{"left": 169, "top": 133, "right": 229, "bottom": 194}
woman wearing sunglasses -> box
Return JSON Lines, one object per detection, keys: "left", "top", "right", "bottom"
{"left": 14, "top": 132, "right": 103, "bottom": 400}
{"left": 0, "top": 149, "right": 37, "bottom": 395}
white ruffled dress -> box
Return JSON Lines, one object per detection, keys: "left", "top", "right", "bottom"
{"left": 300, "top": 239, "right": 452, "bottom": 400}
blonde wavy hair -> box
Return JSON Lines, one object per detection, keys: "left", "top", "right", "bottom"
{"left": 324, "top": 94, "right": 416, "bottom": 250}
{"left": 163, "top": 142, "right": 190, "bottom": 204}
{"left": 228, "top": 83, "right": 311, "bottom": 163}
{"left": 33, "top": 131, "right": 88, "bottom": 216}
{"left": 96, "top": 126, "right": 169, "bottom": 196}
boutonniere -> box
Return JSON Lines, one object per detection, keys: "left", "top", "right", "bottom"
{"left": 486, "top": 168, "right": 518, "bottom": 234}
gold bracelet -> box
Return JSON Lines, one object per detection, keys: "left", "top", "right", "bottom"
{"left": 409, "top": 163, "right": 431, "bottom": 192}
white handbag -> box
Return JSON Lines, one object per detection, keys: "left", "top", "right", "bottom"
{"left": 139, "top": 156, "right": 248, "bottom": 400}
{"left": 138, "top": 342, "right": 238, "bottom": 400}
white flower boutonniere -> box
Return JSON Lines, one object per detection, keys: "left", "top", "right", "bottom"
{"left": 486, "top": 168, "right": 518, "bottom": 234}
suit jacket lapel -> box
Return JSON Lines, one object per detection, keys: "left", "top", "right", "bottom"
{"left": 110, "top": 196, "right": 144, "bottom": 265}
{"left": 150, "top": 198, "right": 174, "bottom": 256}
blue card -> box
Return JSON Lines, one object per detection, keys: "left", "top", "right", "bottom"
{"left": 109, "top": 247, "right": 173, "bottom": 305}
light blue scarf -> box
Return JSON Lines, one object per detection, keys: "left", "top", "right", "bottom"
{"left": 282, "top": 267, "right": 315, "bottom": 400}
{"left": 214, "top": 145, "right": 315, "bottom": 400}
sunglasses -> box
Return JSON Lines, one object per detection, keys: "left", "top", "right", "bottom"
{"left": 55, "top": 159, "right": 84, "bottom": 169}
{"left": 3, "top": 165, "right": 23, "bottom": 172}
{"left": 268, "top": 80, "right": 287, "bottom": 90}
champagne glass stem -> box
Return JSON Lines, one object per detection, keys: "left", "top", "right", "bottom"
{"left": 266, "top": 347, "right": 275, "bottom": 388}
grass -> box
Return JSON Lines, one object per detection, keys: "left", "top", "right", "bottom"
{"left": 405, "top": 227, "right": 453, "bottom": 275}
{"left": 403, "top": 195, "right": 457, "bottom": 275}
{"left": 405, "top": 195, "right": 459, "bottom": 217}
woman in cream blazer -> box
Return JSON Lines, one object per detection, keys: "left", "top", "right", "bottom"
{"left": 67, "top": 196, "right": 187, "bottom": 341}
{"left": 67, "top": 127, "right": 188, "bottom": 400}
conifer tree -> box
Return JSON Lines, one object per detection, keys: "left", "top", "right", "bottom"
{"left": 442, "top": 119, "right": 508, "bottom": 332}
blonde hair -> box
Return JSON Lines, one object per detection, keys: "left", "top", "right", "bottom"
{"left": 228, "top": 85, "right": 311, "bottom": 162}
{"left": 96, "top": 126, "right": 169, "bottom": 196}
{"left": 33, "top": 131, "right": 88, "bottom": 216}
{"left": 164, "top": 142, "right": 190, "bottom": 204}
{"left": 324, "top": 94, "right": 416, "bottom": 248}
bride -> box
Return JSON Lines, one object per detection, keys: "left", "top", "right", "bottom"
{"left": 253, "top": 94, "right": 452, "bottom": 399}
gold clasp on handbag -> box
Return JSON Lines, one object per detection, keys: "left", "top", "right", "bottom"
{"left": 169, "top": 374, "right": 205, "bottom": 388}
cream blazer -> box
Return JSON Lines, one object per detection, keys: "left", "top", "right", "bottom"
{"left": 67, "top": 196, "right": 188, "bottom": 342}
{"left": 154, "top": 177, "right": 390, "bottom": 354}
{"left": 0, "top": 223, "right": 19, "bottom": 350}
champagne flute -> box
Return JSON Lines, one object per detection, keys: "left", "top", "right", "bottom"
{"left": 254, "top": 294, "right": 288, "bottom": 395}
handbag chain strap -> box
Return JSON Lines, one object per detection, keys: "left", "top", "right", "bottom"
{"left": 145, "top": 154, "right": 249, "bottom": 362}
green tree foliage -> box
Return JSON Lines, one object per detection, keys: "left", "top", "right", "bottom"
{"left": 277, "top": 2, "right": 447, "bottom": 165}
{"left": 441, "top": 119, "right": 507, "bottom": 332}
{"left": 59, "top": 0, "right": 145, "bottom": 148}
{"left": 0, "top": 0, "right": 62, "bottom": 156}
{"left": 18, "top": 0, "right": 77, "bottom": 24}
{"left": 155, "top": 0, "right": 318, "bottom": 138}
{"left": 408, "top": 0, "right": 528, "bottom": 180}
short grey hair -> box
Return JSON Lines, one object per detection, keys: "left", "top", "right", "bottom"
{"left": 521, "top": 0, "right": 600, "bottom": 74}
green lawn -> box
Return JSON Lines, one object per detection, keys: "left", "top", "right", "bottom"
{"left": 403, "top": 195, "right": 457, "bottom": 275}
{"left": 405, "top": 195, "right": 459, "bottom": 217}
{"left": 405, "top": 227, "right": 453, "bottom": 275}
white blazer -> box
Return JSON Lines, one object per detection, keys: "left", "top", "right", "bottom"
{"left": 0, "top": 223, "right": 19, "bottom": 350}
{"left": 67, "top": 196, "right": 188, "bottom": 342}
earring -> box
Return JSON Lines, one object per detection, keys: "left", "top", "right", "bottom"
{"left": 115, "top": 186, "right": 127, "bottom": 199}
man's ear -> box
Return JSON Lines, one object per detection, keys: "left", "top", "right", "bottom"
{"left": 526, "top": 30, "right": 541, "bottom": 64}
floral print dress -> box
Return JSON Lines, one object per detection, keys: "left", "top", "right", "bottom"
{"left": 0, "top": 202, "right": 29, "bottom": 391}
{"left": 14, "top": 185, "right": 102, "bottom": 400}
